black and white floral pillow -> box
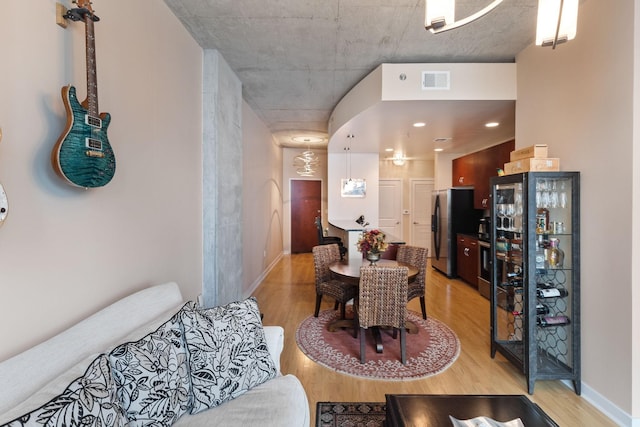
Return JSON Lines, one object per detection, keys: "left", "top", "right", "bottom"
{"left": 180, "top": 297, "right": 277, "bottom": 414}
{"left": 109, "top": 310, "right": 192, "bottom": 426}
{"left": 1, "top": 354, "right": 125, "bottom": 427}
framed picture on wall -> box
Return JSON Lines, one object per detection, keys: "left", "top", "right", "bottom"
{"left": 341, "top": 178, "right": 366, "bottom": 198}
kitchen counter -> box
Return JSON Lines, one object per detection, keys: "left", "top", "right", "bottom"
{"left": 459, "top": 232, "right": 490, "bottom": 244}
{"left": 328, "top": 219, "right": 368, "bottom": 232}
{"left": 328, "top": 220, "right": 368, "bottom": 260}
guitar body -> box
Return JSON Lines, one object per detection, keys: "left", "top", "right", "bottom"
{"left": 52, "top": 85, "right": 115, "bottom": 188}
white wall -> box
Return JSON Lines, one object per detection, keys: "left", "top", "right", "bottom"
{"left": 516, "top": 0, "right": 637, "bottom": 423}
{"left": 242, "top": 102, "right": 284, "bottom": 293}
{"left": 634, "top": 2, "right": 640, "bottom": 423}
{"left": 327, "top": 152, "right": 380, "bottom": 225}
{"left": 0, "top": 0, "right": 203, "bottom": 362}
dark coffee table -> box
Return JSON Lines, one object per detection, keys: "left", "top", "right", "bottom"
{"left": 385, "top": 394, "right": 558, "bottom": 426}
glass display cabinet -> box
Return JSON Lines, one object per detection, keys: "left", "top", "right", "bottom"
{"left": 489, "top": 172, "right": 580, "bottom": 395}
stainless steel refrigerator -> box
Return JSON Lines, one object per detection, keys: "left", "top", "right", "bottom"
{"left": 431, "top": 188, "right": 481, "bottom": 277}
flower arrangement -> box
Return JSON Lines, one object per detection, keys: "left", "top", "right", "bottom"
{"left": 356, "top": 229, "right": 388, "bottom": 254}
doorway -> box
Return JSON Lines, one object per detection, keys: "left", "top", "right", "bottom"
{"left": 379, "top": 179, "right": 403, "bottom": 241}
{"left": 410, "top": 179, "right": 434, "bottom": 248}
{"left": 290, "top": 180, "right": 322, "bottom": 253}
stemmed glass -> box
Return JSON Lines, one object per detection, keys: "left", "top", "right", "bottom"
{"left": 505, "top": 205, "right": 516, "bottom": 231}
{"left": 496, "top": 204, "right": 505, "bottom": 230}
{"left": 559, "top": 180, "right": 568, "bottom": 208}
{"left": 515, "top": 192, "right": 523, "bottom": 232}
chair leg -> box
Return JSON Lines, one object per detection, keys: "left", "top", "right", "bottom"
{"left": 353, "top": 301, "right": 359, "bottom": 338}
{"left": 420, "top": 296, "right": 427, "bottom": 319}
{"left": 340, "top": 301, "right": 347, "bottom": 319}
{"left": 334, "top": 301, "right": 340, "bottom": 311}
{"left": 314, "top": 294, "right": 322, "bottom": 317}
{"left": 339, "top": 245, "right": 347, "bottom": 260}
{"left": 360, "top": 327, "right": 366, "bottom": 364}
{"left": 400, "top": 327, "right": 407, "bottom": 365}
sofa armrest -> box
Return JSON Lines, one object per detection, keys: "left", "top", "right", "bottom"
{"left": 0, "top": 282, "right": 184, "bottom": 414}
{"left": 262, "top": 326, "right": 284, "bottom": 373}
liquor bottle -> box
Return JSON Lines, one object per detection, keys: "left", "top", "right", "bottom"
{"left": 535, "top": 234, "right": 547, "bottom": 269}
{"left": 536, "top": 208, "right": 549, "bottom": 234}
{"left": 547, "top": 238, "right": 564, "bottom": 268}
{"left": 536, "top": 287, "right": 568, "bottom": 298}
{"left": 537, "top": 315, "right": 570, "bottom": 327}
{"left": 508, "top": 277, "right": 523, "bottom": 287}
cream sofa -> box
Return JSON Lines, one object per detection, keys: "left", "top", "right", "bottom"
{"left": 0, "top": 282, "right": 309, "bottom": 426}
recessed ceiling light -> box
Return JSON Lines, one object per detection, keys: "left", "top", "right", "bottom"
{"left": 413, "top": 122, "right": 426, "bottom": 128}
{"left": 485, "top": 122, "right": 500, "bottom": 128}
{"left": 292, "top": 135, "right": 325, "bottom": 143}
{"left": 433, "top": 137, "right": 451, "bottom": 143}
{"left": 385, "top": 148, "right": 394, "bottom": 152}
{"left": 434, "top": 148, "right": 444, "bottom": 152}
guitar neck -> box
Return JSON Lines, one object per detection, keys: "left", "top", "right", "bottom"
{"left": 85, "top": 13, "right": 99, "bottom": 117}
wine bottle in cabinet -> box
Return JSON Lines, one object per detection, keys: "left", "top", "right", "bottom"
{"left": 489, "top": 171, "right": 580, "bottom": 395}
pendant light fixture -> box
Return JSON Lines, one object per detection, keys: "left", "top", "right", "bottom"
{"left": 535, "top": 0, "right": 579, "bottom": 49}
{"left": 392, "top": 152, "right": 406, "bottom": 166}
{"left": 293, "top": 147, "right": 319, "bottom": 177}
{"left": 425, "top": 0, "right": 504, "bottom": 34}
{"left": 425, "top": 0, "right": 579, "bottom": 49}
{"left": 345, "top": 134, "right": 354, "bottom": 182}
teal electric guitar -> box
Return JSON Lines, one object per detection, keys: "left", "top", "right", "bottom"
{"left": 52, "top": 0, "right": 115, "bottom": 188}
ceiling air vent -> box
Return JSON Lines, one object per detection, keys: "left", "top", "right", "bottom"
{"left": 422, "top": 71, "right": 450, "bottom": 90}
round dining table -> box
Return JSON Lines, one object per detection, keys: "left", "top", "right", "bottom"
{"left": 329, "top": 258, "right": 419, "bottom": 284}
{"left": 328, "top": 258, "right": 420, "bottom": 353}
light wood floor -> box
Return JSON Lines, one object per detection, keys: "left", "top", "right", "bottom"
{"left": 252, "top": 253, "right": 616, "bottom": 427}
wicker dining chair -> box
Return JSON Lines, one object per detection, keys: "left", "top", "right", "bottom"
{"left": 312, "top": 244, "right": 357, "bottom": 319}
{"left": 396, "top": 245, "right": 428, "bottom": 319}
{"left": 357, "top": 265, "right": 409, "bottom": 364}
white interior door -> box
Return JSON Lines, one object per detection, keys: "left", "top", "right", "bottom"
{"left": 410, "top": 179, "right": 434, "bottom": 248}
{"left": 379, "top": 179, "right": 402, "bottom": 241}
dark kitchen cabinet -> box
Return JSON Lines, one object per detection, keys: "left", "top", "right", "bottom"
{"left": 452, "top": 156, "right": 477, "bottom": 187}
{"left": 452, "top": 140, "right": 515, "bottom": 209}
{"left": 456, "top": 234, "right": 478, "bottom": 287}
{"left": 474, "top": 141, "right": 514, "bottom": 209}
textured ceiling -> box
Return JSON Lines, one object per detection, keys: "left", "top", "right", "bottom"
{"left": 163, "top": 0, "right": 540, "bottom": 153}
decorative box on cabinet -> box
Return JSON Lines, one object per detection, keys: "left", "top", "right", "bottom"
{"left": 456, "top": 235, "right": 478, "bottom": 286}
{"left": 489, "top": 172, "right": 580, "bottom": 395}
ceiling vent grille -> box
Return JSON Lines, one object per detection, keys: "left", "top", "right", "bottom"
{"left": 422, "top": 71, "right": 450, "bottom": 90}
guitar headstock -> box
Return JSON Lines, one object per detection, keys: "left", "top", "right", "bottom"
{"left": 74, "top": 0, "right": 94, "bottom": 13}
{"left": 66, "top": 0, "right": 99, "bottom": 22}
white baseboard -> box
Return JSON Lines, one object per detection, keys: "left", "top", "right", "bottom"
{"left": 244, "top": 252, "right": 284, "bottom": 300}
{"left": 564, "top": 379, "right": 634, "bottom": 426}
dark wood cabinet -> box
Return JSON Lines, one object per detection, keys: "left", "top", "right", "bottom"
{"left": 452, "top": 140, "right": 515, "bottom": 209}
{"left": 452, "top": 155, "right": 476, "bottom": 187}
{"left": 456, "top": 235, "right": 478, "bottom": 286}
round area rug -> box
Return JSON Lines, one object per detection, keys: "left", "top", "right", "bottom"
{"left": 295, "top": 309, "right": 460, "bottom": 381}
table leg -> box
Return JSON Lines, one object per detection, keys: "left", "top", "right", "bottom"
{"left": 327, "top": 318, "right": 356, "bottom": 332}
{"left": 406, "top": 320, "right": 418, "bottom": 334}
